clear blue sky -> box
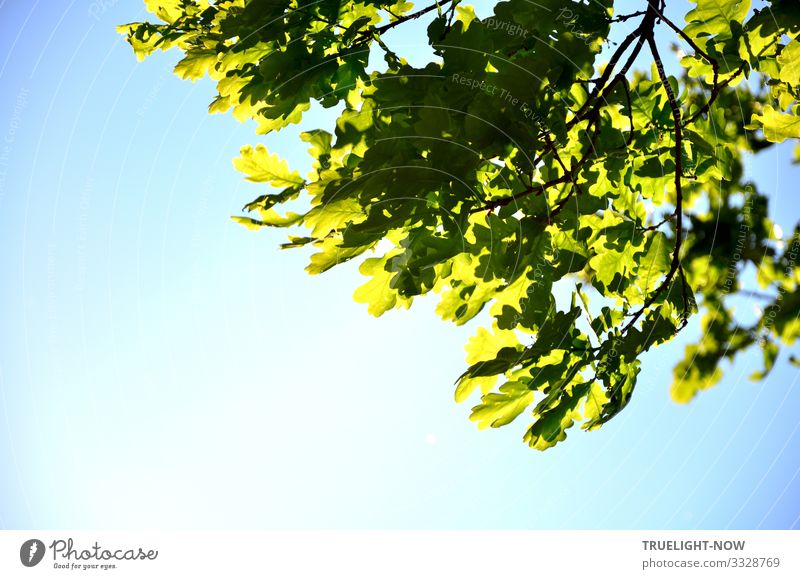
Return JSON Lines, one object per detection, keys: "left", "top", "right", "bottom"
{"left": 0, "top": 0, "right": 798, "bottom": 529}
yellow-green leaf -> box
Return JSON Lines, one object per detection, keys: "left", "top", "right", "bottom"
{"left": 751, "top": 105, "right": 800, "bottom": 143}
{"left": 234, "top": 145, "right": 304, "bottom": 188}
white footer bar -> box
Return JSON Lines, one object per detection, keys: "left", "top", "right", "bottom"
{"left": 1, "top": 531, "right": 798, "bottom": 578}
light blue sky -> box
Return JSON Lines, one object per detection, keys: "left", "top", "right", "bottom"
{"left": 0, "top": 0, "right": 798, "bottom": 529}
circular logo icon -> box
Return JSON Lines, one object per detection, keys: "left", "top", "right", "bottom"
{"left": 20, "top": 539, "right": 45, "bottom": 567}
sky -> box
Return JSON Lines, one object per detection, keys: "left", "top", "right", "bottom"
{"left": 0, "top": 0, "right": 798, "bottom": 530}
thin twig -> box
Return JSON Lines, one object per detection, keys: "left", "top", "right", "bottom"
{"left": 567, "top": 28, "right": 641, "bottom": 128}
{"left": 549, "top": 116, "right": 601, "bottom": 220}
{"left": 621, "top": 75, "right": 635, "bottom": 146}
{"left": 355, "top": 0, "right": 455, "bottom": 44}
{"left": 476, "top": 112, "right": 600, "bottom": 213}
{"left": 566, "top": 3, "right": 660, "bottom": 132}
{"left": 682, "top": 63, "right": 744, "bottom": 126}
{"left": 640, "top": 213, "right": 675, "bottom": 232}
{"left": 610, "top": 10, "right": 647, "bottom": 23}
{"left": 576, "top": 283, "right": 603, "bottom": 348}
{"left": 652, "top": 3, "right": 718, "bottom": 67}
{"left": 474, "top": 175, "right": 570, "bottom": 213}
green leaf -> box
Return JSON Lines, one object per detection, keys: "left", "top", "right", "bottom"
{"left": 778, "top": 41, "right": 800, "bottom": 85}
{"left": 671, "top": 344, "right": 724, "bottom": 403}
{"left": 749, "top": 339, "right": 779, "bottom": 381}
{"left": 230, "top": 216, "right": 266, "bottom": 231}
{"left": 304, "top": 199, "right": 365, "bottom": 237}
{"left": 635, "top": 231, "right": 672, "bottom": 296}
{"left": 306, "top": 237, "right": 372, "bottom": 275}
{"left": 243, "top": 185, "right": 302, "bottom": 213}
{"left": 231, "top": 208, "right": 303, "bottom": 229}
{"left": 174, "top": 50, "right": 217, "bottom": 81}
{"left": 465, "top": 325, "right": 521, "bottom": 366}
{"left": 525, "top": 382, "right": 590, "bottom": 451}
{"left": 144, "top": 0, "right": 184, "bottom": 23}
{"left": 751, "top": 105, "right": 800, "bottom": 143}
{"left": 470, "top": 381, "right": 535, "bottom": 430}
{"left": 234, "top": 145, "right": 304, "bottom": 187}
{"left": 353, "top": 255, "right": 410, "bottom": 316}
{"left": 685, "top": 0, "right": 750, "bottom": 42}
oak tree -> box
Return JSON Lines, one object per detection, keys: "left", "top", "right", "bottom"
{"left": 120, "top": 0, "right": 800, "bottom": 449}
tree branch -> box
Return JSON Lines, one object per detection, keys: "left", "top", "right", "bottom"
{"left": 652, "top": 3, "right": 718, "bottom": 68}
{"left": 548, "top": 116, "right": 601, "bottom": 220}
{"left": 639, "top": 212, "right": 675, "bottom": 232}
{"left": 682, "top": 63, "right": 744, "bottom": 126}
{"left": 475, "top": 175, "right": 570, "bottom": 213}
{"left": 476, "top": 112, "right": 600, "bottom": 214}
{"left": 622, "top": 18, "right": 689, "bottom": 334}
{"left": 620, "top": 75, "right": 635, "bottom": 146}
{"left": 355, "top": 0, "right": 456, "bottom": 44}
{"left": 567, "top": 5, "right": 657, "bottom": 131}
{"left": 609, "top": 10, "right": 647, "bottom": 23}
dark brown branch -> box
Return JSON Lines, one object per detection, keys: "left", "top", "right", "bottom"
{"left": 610, "top": 10, "right": 647, "bottom": 23}
{"left": 549, "top": 116, "right": 601, "bottom": 220}
{"left": 545, "top": 139, "right": 583, "bottom": 218}
{"left": 543, "top": 131, "right": 574, "bottom": 178}
{"left": 440, "top": 0, "right": 459, "bottom": 40}
{"left": 646, "top": 3, "right": 726, "bottom": 130}
{"left": 567, "top": 31, "right": 639, "bottom": 129}
{"left": 652, "top": 4, "right": 718, "bottom": 68}
{"left": 639, "top": 213, "right": 675, "bottom": 232}
{"left": 475, "top": 175, "right": 571, "bottom": 213}
{"left": 567, "top": 5, "right": 657, "bottom": 131}
{"left": 682, "top": 63, "right": 744, "bottom": 126}
{"left": 621, "top": 75, "right": 635, "bottom": 146}
{"left": 355, "top": 0, "right": 455, "bottom": 44}
{"left": 622, "top": 23, "right": 688, "bottom": 334}
{"left": 683, "top": 31, "right": 784, "bottom": 126}
{"left": 476, "top": 112, "right": 600, "bottom": 213}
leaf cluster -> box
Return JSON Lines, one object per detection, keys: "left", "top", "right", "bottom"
{"left": 120, "top": 0, "right": 800, "bottom": 450}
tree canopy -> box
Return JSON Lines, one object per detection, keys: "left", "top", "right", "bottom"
{"left": 120, "top": 0, "right": 800, "bottom": 450}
